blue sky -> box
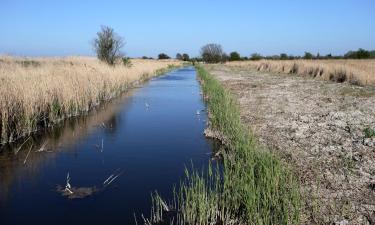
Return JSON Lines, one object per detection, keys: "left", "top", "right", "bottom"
{"left": 0, "top": 0, "right": 374, "bottom": 57}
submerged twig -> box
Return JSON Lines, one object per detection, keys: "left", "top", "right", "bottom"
{"left": 23, "top": 143, "right": 33, "bottom": 164}
{"left": 35, "top": 140, "right": 49, "bottom": 152}
{"left": 103, "top": 169, "right": 123, "bottom": 187}
{"left": 14, "top": 136, "right": 31, "bottom": 155}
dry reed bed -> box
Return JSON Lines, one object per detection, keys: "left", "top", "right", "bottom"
{"left": 227, "top": 59, "right": 375, "bottom": 85}
{"left": 0, "top": 56, "right": 181, "bottom": 144}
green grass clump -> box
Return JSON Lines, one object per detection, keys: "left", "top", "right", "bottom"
{"left": 148, "top": 65, "right": 301, "bottom": 224}
{"left": 364, "top": 127, "right": 375, "bottom": 138}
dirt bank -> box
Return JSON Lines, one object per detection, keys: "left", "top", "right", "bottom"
{"left": 205, "top": 64, "right": 375, "bottom": 224}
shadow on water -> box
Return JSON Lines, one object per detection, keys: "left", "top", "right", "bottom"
{"left": 0, "top": 67, "right": 220, "bottom": 225}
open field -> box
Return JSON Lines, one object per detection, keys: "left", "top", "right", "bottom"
{"left": 204, "top": 64, "right": 375, "bottom": 224}
{"left": 0, "top": 56, "right": 182, "bottom": 144}
{"left": 226, "top": 59, "right": 375, "bottom": 86}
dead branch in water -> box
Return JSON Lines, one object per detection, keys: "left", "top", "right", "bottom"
{"left": 57, "top": 169, "right": 123, "bottom": 199}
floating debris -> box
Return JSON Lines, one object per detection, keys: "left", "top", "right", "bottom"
{"left": 57, "top": 169, "right": 123, "bottom": 199}
{"left": 145, "top": 102, "right": 150, "bottom": 108}
{"left": 196, "top": 110, "right": 200, "bottom": 115}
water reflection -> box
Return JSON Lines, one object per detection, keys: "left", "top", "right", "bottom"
{"left": 0, "top": 67, "right": 217, "bottom": 225}
{"left": 0, "top": 91, "right": 132, "bottom": 201}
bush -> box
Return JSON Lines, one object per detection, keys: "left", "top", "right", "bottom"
{"left": 304, "top": 52, "right": 314, "bottom": 59}
{"left": 122, "top": 57, "right": 132, "bottom": 67}
{"left": 250, "top": 53, "right": 263, "bottom": 61}
{"left": 345, "top": 48, "right": 370, "bottom": 59}
{"left": 176, "top": 53, "right": 183, "bottom": 60}
{"left": 158, "top": 53, "right": 170, "bottom": 60}
{"left": 280, "top": 53, "right": 288, "bottom": 60}
{"left": 182, "top": 53, "right": 190, "bottom": 61}
{"left": 229, "top": 51, "right": 241, "bottom": 61}
{"left": 93, "top": 26, "right": 124, "bottom": 65}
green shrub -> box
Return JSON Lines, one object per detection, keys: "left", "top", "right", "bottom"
{"left": 364, "top": 127, "right": 375, "bottom": 138}
{"left": 229, "top": 51, "right": 241, "bottom": 61}
{"left": 122, "top": 57, "right": 132, "bottom": 67}
{"left": 158, "top": 53, "right": 170, "bottom": 60}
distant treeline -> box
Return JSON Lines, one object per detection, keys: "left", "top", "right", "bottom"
{"left": 215, "top": 48, "right": 375, "bottom": 62}
{"left": 140, "top": 48, "right": 375, "bottom": 63}
{"left": 191, "top": 48, "right": 375, "bottom": 63}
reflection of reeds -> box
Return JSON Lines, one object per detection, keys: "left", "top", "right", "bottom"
{"left": 227, "top": 59, "right": 375, "bottom": 85}
{"left": 0, "top": 56, "right": 182, "bottom": 144}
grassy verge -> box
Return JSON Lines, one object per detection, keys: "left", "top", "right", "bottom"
{"left": 0, "top": 57, "right": 182, "bottom": 144}
{"left": 147, "top": 65, "right": 301, "bottom": 225}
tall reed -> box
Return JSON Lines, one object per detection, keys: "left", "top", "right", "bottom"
{"left": 148, "top": 65, "right": 301, "bottom": 225}
{"left": 0, "top": 56, "right": 181, "bottom": 144}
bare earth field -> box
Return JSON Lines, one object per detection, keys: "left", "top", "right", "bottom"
{"left": 204, "top": 64, "right": 375, "bottom": 224}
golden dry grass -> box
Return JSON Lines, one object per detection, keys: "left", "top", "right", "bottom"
{"left": 226, "top": 59, "right": 375, "bottom": 85}
{"left": 0, "top": 56, "right": 182, "bottom": 144}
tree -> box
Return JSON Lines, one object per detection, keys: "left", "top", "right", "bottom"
{"left": 182, "top": 53, "right": 190, "bottom": 61}
{"left": 355, "top": 48, "right": 370, "bottom": 59}
{"left": 201, "top": 43, "right": 224, "bottom": 63}
{"left": 229, "top": 51, "right": 241, "bottom": 61}
{"left": 280, "top": 53, "right": 288, "bottom": 60}
{"left": 176, "top": 53, "right": 183, "bottom": 60}
{"left": 93, "top": 25, "right": 124, "bottom": 65}
{"left": 303, "top": 52, "right": 314, "bottom": 59}
{"left": 250, "top": 53, "right": 263, "bottom": 61}
{"left": 158, "top": 53, "right": 170, "bottom": 59}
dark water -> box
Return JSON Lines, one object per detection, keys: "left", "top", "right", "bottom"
{"left": 0, "top": 67, "right": 217, "bottom": 225}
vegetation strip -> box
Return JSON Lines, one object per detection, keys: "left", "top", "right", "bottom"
{"left": 148, "top": 65, "right": 301, "bottom": 225}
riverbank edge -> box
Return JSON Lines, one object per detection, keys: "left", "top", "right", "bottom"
{"left": 147, "top": 65, "right": 301, "bottom": 225}
{"left": 0, "top": 64, "right": 183, "bottom": 146}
